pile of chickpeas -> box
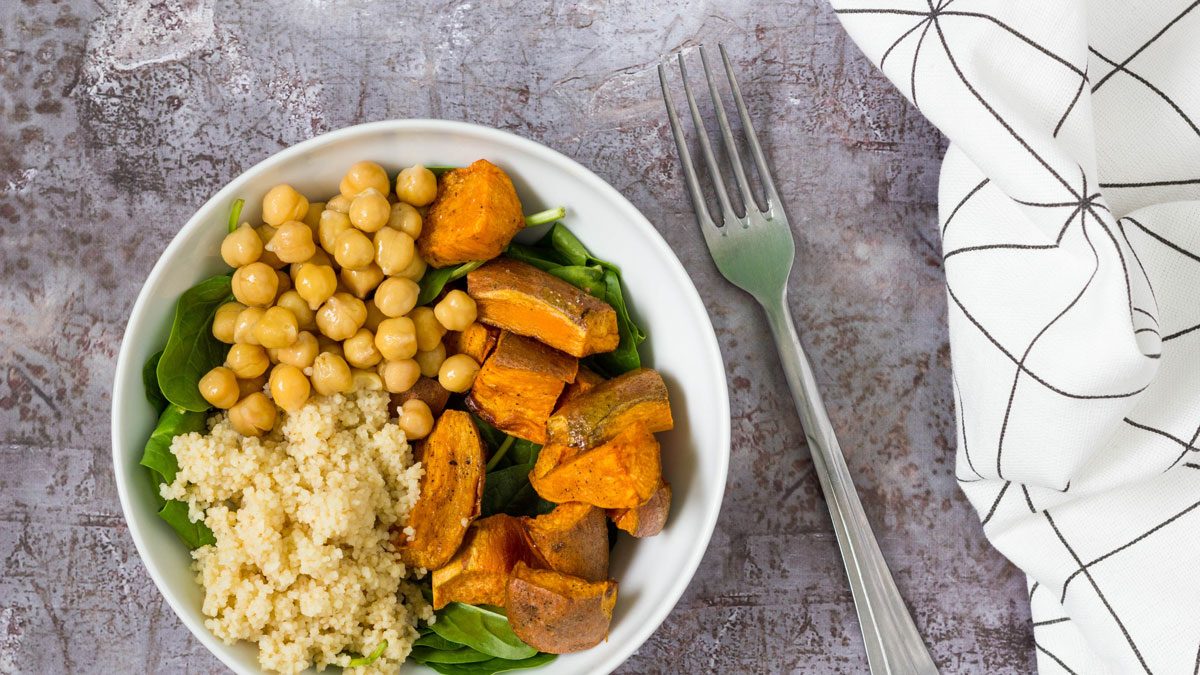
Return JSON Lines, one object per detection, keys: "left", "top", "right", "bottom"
{"left": 197, "top": 161, "right": 484, "bottom": 440}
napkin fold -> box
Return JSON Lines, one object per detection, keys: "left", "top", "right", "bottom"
{"left": 832, "top": 2, "right": 1200, "bottom": 672}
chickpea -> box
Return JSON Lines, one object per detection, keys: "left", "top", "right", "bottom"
{"left": 395, "top": 165, "right": 438, "bottom": 206}
{"left": 387, "top": 201, "right": 423, "bottom": 239}
{"left": 262, "top": 184, "right": 309, "bottom": 226}
{"left": 415, "top": 341, "right": 447, "bottom": 378}
{"left": 274, "top": 330, "right": 319, "bottom": 369}
{"left": 264, "top": 220, "right": 316, "bottom": 263}
{"left": 274, "top": 270, "right": 292, "bottom": 299}
{"left": 350, "top": 368, "right": 384, "bottom": 392}
{"left": 433, "top": 290, "right": 477, "bottom": 331}
{"left": 333, "top": 228, "right": 374, "bottom": 269}
{"left": 438, "top": 354, "right": 481, "bottom": 393}
{"left": 316, "top": 292, "right": 367, "bottom": 341}
{"left": 199, "top": 366, "right": 239, "bottom": 409}
{"left": 344, "top": 328, "right": 383, "bottom": 369}
{"left": 348, "top": 188, "right": 391, "bottom": 233}
{"left": 228, "top": 392, "right": 277, "bottom": 437}
{"left": 374, "top": 317, "right": 418, "bottom": 361}
{"left": 269, "top": 364, "right": 311, "bottom": 412}
{"left": 410, "top": 306, "right": 447, "bottom": 352}
{"left": 254, "top": 224, "right": 287, "bottom": 270}
{"left": 212, "top": 301, "right": 247, "bottom": 344}
{"left": 374, "top": 227, "right": 415, "bottom": 276}
{"left": 226, "top": 343, "right": 270, "bottom": 379}
{"left": 232, "top": 262, "right": 279, "bottom": 307}
{"left": 221, "top": 224, "right": 263, "bottom": 268}
{"left": 364, "top": 300, "right": 386, "bottom": 332}
{"left": 311, "top": 352, "right": 353, "bottom": 395}
{"left": 398, "top": 399, "right": 434, "bottom": 440}
{"left": 290, "top": 247, "right": 333, "bottom": 278}
{"left": 340, "top": 161, "right": 390, "bottom": 198}
{"left": 373, "top": 277, "right": 420, "bottom": 317}
{"left": 317, "top": 334, "right": 345, "bottom": 359}
{"left": 379, "top": 359, "right": 421, "bottom": 393}
{"left": 302, "top": 201, "right": 325, "bottom": 229}
{"left": 253, "top": 306, "right": 299, "bottom": 349}
{"left": 237, "top": 375, "right": 267, "bottom": 398}
{"left": 318, "top": 209, "right": 353, "bottom": 253}
{"left": 294, "top": 263, "right": 338, "bottom": 311}
{"left": 396, "top": 252, "right": 427, "bottom": 281}
{"left": 276, "top": 290, "right": 315, "bottom": 330}
{"left": 340, "top": 264, "right": 384, "bottom": 298}
{"left": 326, "top": 194, "right": 352, "bottom": 213}
{"left": 233, "top": 306, "right": 266, "bottom": 345}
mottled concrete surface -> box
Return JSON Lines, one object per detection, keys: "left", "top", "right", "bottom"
{"left": 0, "top": 0, "right": 1034, "bottom": 673}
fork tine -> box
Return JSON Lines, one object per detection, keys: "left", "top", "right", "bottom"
{"left": 676, "top": 52, "right": 737, "bottom": 225}
{"left": 699, "top": 45, "right": 759, "bottom": 215}
{"left": 719, "top": 44, "right": 780, "bottom": 208}
{"left": 658, "top": 62, "right": 720, "bottom": 237}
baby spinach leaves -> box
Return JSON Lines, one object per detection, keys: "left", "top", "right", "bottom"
{"left": 418, "top": 261, "right": 485, "bottom": 306}
{"left": 427, "top": 604, "right": 537, "bottom": 661}
{"left": 139, "top": 403, "right": 213, "bottom": 549}
{"left": 156, "top": 274, "right": 234, "bottom": 411}
{"left": 226, "top": 198, "right": 245, "bottom": 234}
{"left": 421, "top": 653, "right": 557, "bottom": 675}
{"left": 157, "top": 499, "right": 216, "bottom": 549}
{"left": 472, "top": 418, "right": 552, "bottom": 519}
{"left": 143, "top": 350, "right": 167, "bottom": 414}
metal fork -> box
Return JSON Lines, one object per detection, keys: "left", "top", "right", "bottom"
{"left": 659, "top": 45, "right": 938, "bottom": 675}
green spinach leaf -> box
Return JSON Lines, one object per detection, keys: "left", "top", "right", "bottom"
{"left": 158, "top": 499, "right": 215, "bottom": 549}
{"left": 409, "top": 645, "right": 493, "bottom": 664}
{"left": 586, "top": 269, "right": 645, "bottom": 375}
{"left": 414, "top": 633, "right": 463, "bottom": 650}
{"left": 422, "top": 653, "right": 557, "bottom": 674}
{"left": 143, "top": 350, "right": 167, "bottom": 414}
{"left": 429, "top": 604, "right": 537, "bottom": 661}
{"left": 139, "top": 405, "right": 206, "bottom": 485}
{"left": 480, "top": 463, "right": 538, "bottom": 518}
{"left": 503, "top": 243, "right": 567, "bottom": 271}
{"left": 227, "top": 198, "right": 245, "bottom": 234}
{"left": 426, "top": 165, "right": 459, "bottom": 176}
{"left": 508, "top": 439, "right": 542, "bottom": 467}
{"left": 546, "top": 265, "right": 606, "bottom": 296}
{"left": 418, "top": 261, "right": 484, "bottom": 306}
{"left": 156, "top": 275, "right": 234, "bottom": 411}
{"left": 471, "top": 415, "right": 508, "bottom": 452}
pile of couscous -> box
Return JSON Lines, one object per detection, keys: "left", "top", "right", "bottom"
{"left": 161, "top": 390, "right": 431, "bottom": 674}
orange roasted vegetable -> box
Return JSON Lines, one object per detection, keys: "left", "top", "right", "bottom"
{"left": 522, "top": 502, "right": 609, "bottom": 582}
{"left": 431, "top": 514, "right": 538, "bottom": 609}
{"left": 546, "top": 368, "right": 673, "bottom": 448}
{"left": 609, "top": 482, "right": 671, "bottom": 538}
{"left": 395, "top": 410, "right": 486, "bottom": 570}
{"left": 444, "top": 322, "right": 499, "bottom": 365}
{"left": 466, "top": 258, "right": 619, "bottom": 358}
{"left": 418, "top": 159, "right": 524, "bottom": 267}
{"left": 466, "top": 332, "right": 578, "bottom": 443}
{"left": 558, "top": 366, "right": 605, "bottom": 406}
{"left": 506, "top": 562, "right": 618, "bottom": 654}
{"left": 531, "top": 426, "right": 661, "bottom": 509}
{"left": 391, "top": 376, "right": 451, "bottom": 416}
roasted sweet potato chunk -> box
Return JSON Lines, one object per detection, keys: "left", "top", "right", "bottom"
{"left": 522, "top": 502, "right": 609, "bottom": 582}
{"left": 609, "top": 482, "right": 671, "bottom": 538}
{"left": 467, "top": 258, "right": 619, "bottom": 358}
{"left": 444, "top": 322, "right": 499, "bottom": 365}
{"left": 558, "top": 366, "right": 605, "bottom": 406}
{"left": 431, "top": 514, "right": 538, "bottom": 609}
{"left": 546, "top": 368, "right": 673, "bottom": 448}
{"left": 419, "top": 159, "right": 524, "bottom": 267}
{"left": 506, "top": 562, "right": 618, "bottom": 654}
{"left": 396, "top": 411, "right": 486, "bottom": 570}
{"left": 466, "top": 332, "right": 578, "bottom": 443}
{"left": 531, "top": 426, "right": 661, "bottom": 509}
{"left": 391, "top": 376, "right": 451, "bottom": 416}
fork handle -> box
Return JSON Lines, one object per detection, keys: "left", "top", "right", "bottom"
{"left": 763, "top": 292, "right": 939, "bottom": 675}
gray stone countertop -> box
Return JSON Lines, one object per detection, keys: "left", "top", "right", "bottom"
{"left": 0, "top": 0, "right": 1033, "bottom": 672}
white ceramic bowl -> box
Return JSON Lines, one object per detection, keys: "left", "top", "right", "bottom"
{"left": 111, "top": 120, "right": 730, "bottom": 674}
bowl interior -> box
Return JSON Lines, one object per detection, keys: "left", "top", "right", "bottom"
{"left": 112, "top": 120, "right": 730, "bottom": 674}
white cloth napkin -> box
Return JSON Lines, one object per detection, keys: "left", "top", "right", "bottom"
{"left": 831, "top": 2, "right": 1200, "bottom": 672}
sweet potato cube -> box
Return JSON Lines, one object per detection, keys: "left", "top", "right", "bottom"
{"left": 391, "top": 376, "right": 451, "bottom": 416}
{"left": 531, "top": 426, "right": 661, "bottom": 509}
{"left": 609, "top": 482, "right": 671, "bottom": 538}
{"left": 522, "top": 502, "right": 609, "bottom": 582}
{"left": 467, "top": 258, "right": 619, "bottom": 358}
{"left": 432, "top": 514, "right": 538, "bottom": 609}
{"left": 395, "top": 411, "right": 486, "bottom": 570}
{"left": 506, "top": 562, "right": 618, "bottom": 654}
{"left": 546, "top": 368, "right": 673, "bottom": 448}
{"left": 445, "top": 322, "right": 499, "bottom": 364}
{"left": 418, "top": 159, "right": 524, "bottom": 267}
{"left": 466, "top": 332, "right": 578, "bottom": 443}
{"left": 558, "top": 366, "right": 605, "bottom": 406}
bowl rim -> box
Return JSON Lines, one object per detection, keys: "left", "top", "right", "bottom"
{"left": 111, "top": 118, "right": 731, "bottom": 674}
